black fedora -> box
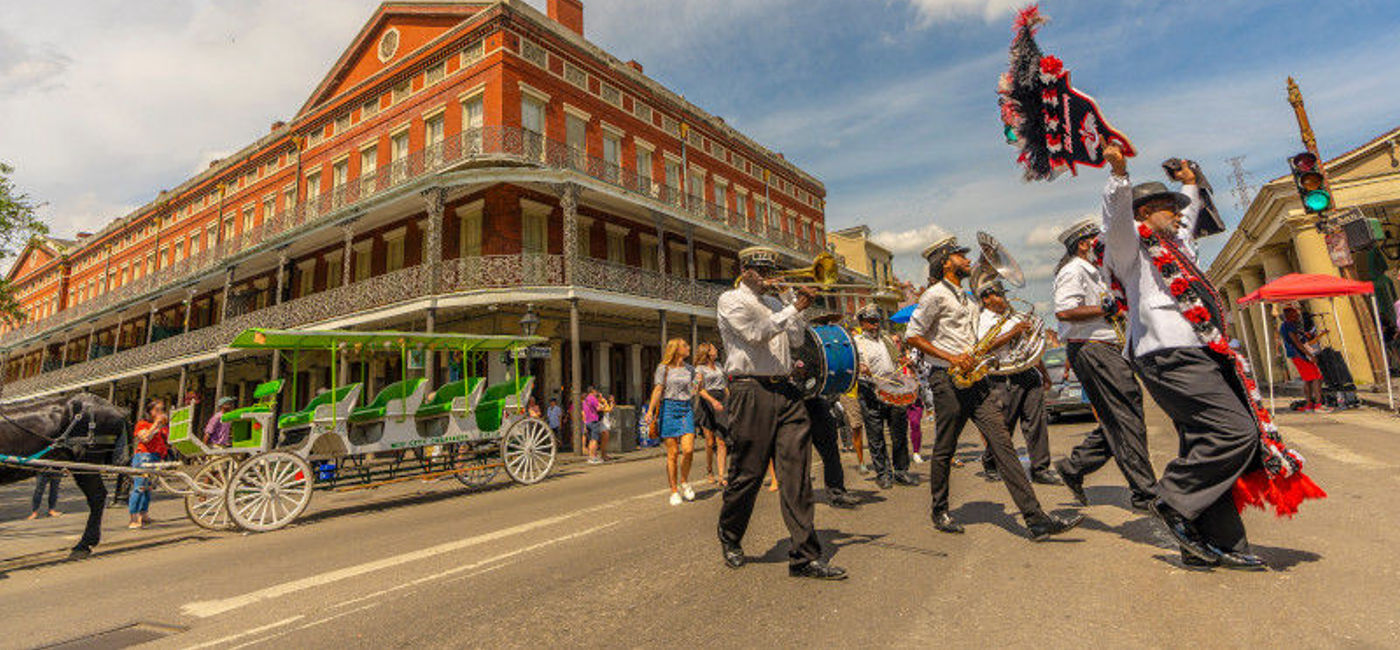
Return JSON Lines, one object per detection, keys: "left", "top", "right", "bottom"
{"left": 1132, "top": 182, "right": 1190, "bottom": 211}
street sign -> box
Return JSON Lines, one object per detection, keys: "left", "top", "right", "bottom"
{"left": 1325, "top": 230, "right": 1353, "bottom": 267}
{"left": 511, "top": 345, "right": 551, "bottom": 360}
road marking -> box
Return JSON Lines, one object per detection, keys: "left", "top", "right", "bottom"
{"left": 1277, "top": 426, "right": 1391, "bottom": 469}
{"left": 182, "top": 615, "right": 305, "bottom": 650}
{"left": 182, "top": 489, "right": 662, "bottom": 619}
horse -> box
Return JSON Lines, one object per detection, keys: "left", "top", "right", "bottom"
{"left": 0, "top": 393, "right": 129, "bottom": 559}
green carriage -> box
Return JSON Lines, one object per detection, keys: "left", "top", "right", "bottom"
{"left": 167, "top": 328, "right": 555, "bottom": 532}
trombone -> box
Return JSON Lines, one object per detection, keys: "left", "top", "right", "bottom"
{"left": 749, "top": 252, "right": 904, "bottom": 305}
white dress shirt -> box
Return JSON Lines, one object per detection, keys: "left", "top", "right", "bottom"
{"left": 976, "top": 307, "right": 1028, "bottom": 368}
{"left": 1053, "top": 256, "right": 1118, "bottom": 343}
{"left": 717, "top": 283, "right": 807, "bottom": 377}
{"left": 905, "top": 280, "right": 977, "bottom": 368}
{"left": 854, "top": 329, "right": 898, "bottom": 377}
{"left": 1100, "top": 175, "right": 1204, "bottom": 358}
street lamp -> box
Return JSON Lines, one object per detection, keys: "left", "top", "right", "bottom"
{"left": 519, "top": 304, "right": 540, "bottom": 338}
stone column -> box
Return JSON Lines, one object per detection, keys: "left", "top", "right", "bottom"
{"left": 628, "top": 343, "right": 643, "bottom": 405}
{"left": 214, "top": 356, "right": 226, "bottom": 403}
{"left": 177, "top": 365, "right": 188, "bottom": 400}
{"left": 422, "top": 188, "right": 446, "bottom": 385}
{"left": 1237, "top": 268, "right": 1275, "bottom": 380}
{"left": 1289, "top": 217, "right": 1378, "bottom": 385}
{"left": 595, "top": 341, "right": 612, "bottom": 397}
{"left": 341, "top": 222, "right": 356, "bottom": 288}
{"left": 658, "top": 309, "right": 669, "bottom": 350}
{"left": 560, "top": 184, "right": 580, "bottom": 286}
{"left": 107, "top": 381, "right": 115, "bottom": 402}
{"left": 138, "top": 374, "right": 149, "bottom": 414}
{"left": 686, "top": 224, "right": 696, "bottom": 282}
{"left": 275, "top": 248, "right": 289, "bottom": 305}
{"left": 689, "top": 314, "right": 698, "bottom": 355}
{"left": 145, "top": 303, "right": 158, "bottom": 345}
{"left": 38, "top": 339, "right": 48, "bottom": 374}
{"left": 86, "top": 325, "right": 96, "bottom": 362}
{"left": 58, "top": 333, "right": 69, "bottom": 369}
{"left": 568, "top": 298, "right": 583, "bottom": 455}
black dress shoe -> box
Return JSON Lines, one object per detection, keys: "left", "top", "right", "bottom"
{"left": 893, "top": 472, "right": 919, "bottom": 486}
{"left": 1214, "top": 550, "right": 1268, "bottom": 571}
{"left": 789, "top": 560, "right": 848, "bottom": 580}
{"left": 1180, "top": 551, "right": 1218, "bottom": 569}
{"left": 828, "top": 492, "right": 861, "bottom": 509}
{"left": 983, "top": 468, "right": 1002, "bottom": 482}
{"left": 1054, "top": 460, "right": 1087, "bottom": 506}
{"left": 1129, "top": 497, "right": 1154, "bottom": 513}
{"left": 1031, "top": 469, "right": 1063, "bottom": 486}
{"left": 1148, "top": 500, "right": 1219, "bottom": 563}
{"left": 1027, "top": 513, "right": 1085, "bottom": 541}
{"left": 876, "top": 475, "right": 894, "bottom": 490}
{"left": 932, "top": 511, "right": 965, "bottom": 534}
{"left": 722, "top": 543, "right": 745, "bottom": 569}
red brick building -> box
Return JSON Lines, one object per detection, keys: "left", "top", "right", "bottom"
{"left": 0, "top": 1, "right": 841, "bottom": 427}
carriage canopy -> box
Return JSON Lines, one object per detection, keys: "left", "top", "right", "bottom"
{"left": 228, "top": 329, "right": 546, "bottom": 353}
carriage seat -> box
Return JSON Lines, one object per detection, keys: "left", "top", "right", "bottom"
{"left": 278, "top": 383, "right": 361, "bottom": 429}
{"left": 473, "top": 376, "right": 535, "bottom": 433}
{"left": 414, "top": 378, "right": 484, "bottom": 418}
{"left": 349, "top": 378, "right": 426, "bottom": 423}
{"left": 222, "top": 379, "right": 285, "bottom": 422}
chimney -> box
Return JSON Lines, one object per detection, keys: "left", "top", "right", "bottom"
{"left": 548, "top": 0, "right": 584, "bottom": 37}
{"left": 626, "top": 59, "right": 643, "bottom": 73}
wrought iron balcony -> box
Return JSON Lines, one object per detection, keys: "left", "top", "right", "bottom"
{"left": 4, "top": 125, "right": 822, "bottom": 347}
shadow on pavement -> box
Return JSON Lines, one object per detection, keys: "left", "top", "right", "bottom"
{"left": 295, "top": 469, "right": 578, "bottom": 528}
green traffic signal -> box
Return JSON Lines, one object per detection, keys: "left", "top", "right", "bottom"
{"left": 1303, "top": 189, "right": 1331, "bottom": 212}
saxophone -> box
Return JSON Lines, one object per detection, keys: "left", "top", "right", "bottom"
{"left": 950, "top": 311, "right": 1012, "bottom": 389}
{"left": 951, "top": 302, "right": 1047, "bottom": 388}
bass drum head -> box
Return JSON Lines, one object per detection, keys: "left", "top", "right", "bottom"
{"left": 790, "top": 327, "right": 828, "bottom": 399}
{"left": 812, "top": 324, "right": 858, "bottom": 398}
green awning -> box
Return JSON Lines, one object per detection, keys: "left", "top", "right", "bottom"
{"left": 228, "top": 328, "right": 545, "bottom": 352}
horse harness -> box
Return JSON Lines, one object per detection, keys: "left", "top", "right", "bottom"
{"left": 1, "top": 402, "right": 101, "bottom": 462}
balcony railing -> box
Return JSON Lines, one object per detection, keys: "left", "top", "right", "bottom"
{"left": 3, "top": 254, "right": 727, "bottom": 396}
{"left": 5, "top": 125, "right": 823, "bottom": 347}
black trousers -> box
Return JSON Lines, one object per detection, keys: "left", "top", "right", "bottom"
{"left": 719, "top": 379, "right": 821, "bottom": 566}
{"left": 924, "top": 368, "right": 1049, "bottom": 526}
{"left": 807, "top": 398, "right": 847, "bottom": 495}
{"left": 1133, "top": 347, "right": 1259, "bottom": 552}
{"left": 1060, "top": 341, "right": 1157, "bottom": 502}
{"left": 859, "top": 386, "right": 909, "bottom": 479}
{"left": 982, "top": 369, "right": 1051, "bottom": 475}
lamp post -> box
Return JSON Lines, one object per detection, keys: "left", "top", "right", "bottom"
{"left": 519, "top": 304, "right": 540, "bottom": 338}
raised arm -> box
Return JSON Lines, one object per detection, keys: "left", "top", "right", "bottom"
{"left": 1099, "top": 145, "right": 1135, "bottom": 269}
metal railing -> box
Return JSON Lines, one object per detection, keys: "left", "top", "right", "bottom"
{"left": 4, "top": 125, "right": 822, "bottom": 348}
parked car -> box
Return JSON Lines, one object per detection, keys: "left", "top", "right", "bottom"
{"left": 1042, "top": 347, "right": 1093, "bottom": 422}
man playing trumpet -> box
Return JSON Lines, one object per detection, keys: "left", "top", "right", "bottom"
{"left": 905, "top": 235, "right": 1082, "bottom": 540}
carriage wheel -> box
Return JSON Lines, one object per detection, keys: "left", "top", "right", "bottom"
{"left": 453, "top": 444, "right": 500, "bottom": 489}
{"left": 501, "top": 418, "right": 555, "bottom": 485}
{"left": 184, "top": 457, "right": 236, "bottom": 531}
{"left": 225, "top": 452, "right": 314, "bottom": 532}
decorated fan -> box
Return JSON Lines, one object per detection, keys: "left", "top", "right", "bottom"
{"left": 998, "top": 5, "right": 1134, "bottom": 181}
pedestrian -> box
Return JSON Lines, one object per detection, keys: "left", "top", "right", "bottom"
{"left": 203, "top": 396, "right": 235, "bottom": 447}
{"left": 716, "top": 246, "right": 845, "bottom": 580}
{"left": 853, "top": 305, "right": 915, "bottom": 489}
{"left": 1097, "top": 145, "right": 1322, "bottom": 569}
{"left": 597, "top": 394, "right": 616, "bottom": 461}
{"left": 27, "top": 470, "right": 62, "bottom": 519}
{"left": 129, "top": 398, "right": 170, "bottom": 529}
{"left": 646, "top": 338, "right": 698, "bottom": 505}
{"left": 527, "top": 396, "right": 542, "bottom": 420}
{"left": 546, "top": 398, "right": 563, "bottom": 447}
{"left": 907, "top": 393, "right": 925, "bottom": 464}
{"left": 582, "top": 387, "right": 605, "bottom": 464}
{"left": 694, "top": 342, "right": 729, "bottom": 486}
{"left": 1280, "top": 306, "right": 1331, "bottom": 413}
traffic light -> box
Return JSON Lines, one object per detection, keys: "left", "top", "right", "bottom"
{"left": 1288, "top": 152, "right": 1332, "bottom": 214}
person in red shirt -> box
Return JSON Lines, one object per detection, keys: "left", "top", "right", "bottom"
{"left": 128, "top": 398, "right": 169, "bottom": 528}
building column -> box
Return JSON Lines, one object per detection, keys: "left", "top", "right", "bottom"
{"left": 1237, "top": 268, "right": 1274, "bottom": 380}
{"left": 628, "top": 343, "right": 643, "bottom": 405}
{"left": 689, "top": 314, "right": 698, "bottom": 355}
{"left": 568, "top": 298, "right": 583, "bottom": 454}
{"left": 422, "top": 187, "right": 446, "bottom": 384}
{"left": 594, "top": 341, "right": 612, "bottom": 397}
{"left": 686, "top": 224, "right": 696, "bottom": 282}
{"left": 547, "top": 338, "right": 564, "bottom": 401}
{"left": 654, "top": 213, "right": 667, "bottom": 277}
{"left": 58, "top": 333, "right": 70, "bottom": 368}
{"left": 560, "top": 184, "right": 579, "bottom": 286}
{"left": 37, "top": 340, "right": 48, "bottom": 374}
{"left": 658, "top": 309, "right": 669, "bottom": 350}
{"left": 341, "top": 222, "right": 356, "bottom": 288}
{"left": 138, "top": 374, "right": 149, "bottom": 413}
{"left": 271, "top": 249, "right": 290, "bottom": 381}
{"left": 487, "top": 351, "right": 508, "bottom": 385}
{"left": 182, "top": 288, "right": 195, "bottom": 334}
{"left": 145, "top": 303, "right": 158, "bottom": 345}
{"left": 107, "top": 381, "right": 115, "bottom": 402}
{"left": 219, "top": 265, "right": 236, "bottom": 323}
{"left": 214, "top": 355, "right": 227, "bottom": 403}
{"left": 1290, "top": 218, "right": 1378, "bottom": 385}
{"left": 177, "top": 365, "right": 188, "bottom": 401}
{"left": 85, "top": 325, "right": 96, "bottom": 362}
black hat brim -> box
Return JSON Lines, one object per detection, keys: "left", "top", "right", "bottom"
{"left": 1132, "top": 191, "right": 1191, "bottom": 211}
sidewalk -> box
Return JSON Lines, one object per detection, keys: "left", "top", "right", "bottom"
{"left": 0, "top": 445, "right": 666, "bottom": 573}
{"left": 1265, "top": 380, "right": 1399, "bottom": 414}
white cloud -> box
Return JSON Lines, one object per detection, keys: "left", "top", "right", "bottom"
{"left": 0, "top": 30, "right": 70, "bottom": 95}
{"left": 870, "top": 222, "right": 950, "bottom": 256}
{"left": 899, "top": 0, "right": 1024, "bottom": 25}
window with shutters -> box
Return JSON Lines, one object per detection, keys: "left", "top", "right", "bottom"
{"left": 458, "top": 201, "right": 483, "bottom": 257}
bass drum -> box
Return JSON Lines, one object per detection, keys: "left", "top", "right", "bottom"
{"left": 791, "top": 325, "right": 859, "bottom": 400}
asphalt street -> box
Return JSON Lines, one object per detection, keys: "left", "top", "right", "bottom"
{"left": 1, "top": 403, "right": 1397, "bottom": 649}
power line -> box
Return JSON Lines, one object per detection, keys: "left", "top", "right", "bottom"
{"left": 1225, "top": 156, "right": 1255, "bottom": 213}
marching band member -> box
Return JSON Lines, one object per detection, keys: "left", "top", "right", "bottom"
{"left": 1050, "top": 218, "right": 1157, "bottom": 511}
{"left": 974, "top": 281, "right": 1060, "bottom": 486}
{"left": 1099, "top": 145, "right": 1297, "bottom": 570}
{"left": 716, "top": 246, "right": 847, "bottom": 580}
{"left": 808, "top": 312, "right": 862, "bottom": 509}
{"left": 905, "top": 236, "right": 1082, "bottom": 540}
{"left": 854, "top": 304, "right": 916, "bottom": 490}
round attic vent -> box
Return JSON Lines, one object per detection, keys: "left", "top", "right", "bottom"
{"left": 378, "top": 28, "right": 400, "bottom": 62}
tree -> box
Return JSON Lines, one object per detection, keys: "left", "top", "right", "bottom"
{"left": 0, "top": 162, "right": 50, "bottom": 327}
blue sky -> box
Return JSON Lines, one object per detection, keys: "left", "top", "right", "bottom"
{"left": 2, "top": 0, "right": 1399, "bottom": 308}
